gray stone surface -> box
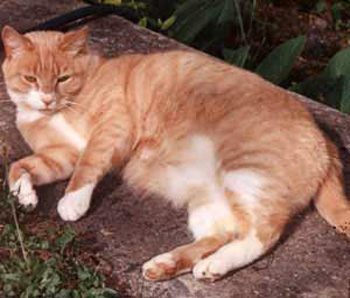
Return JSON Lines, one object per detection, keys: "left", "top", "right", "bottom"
{"left": 0, "top": 1, "right": 349, "bottom": 297}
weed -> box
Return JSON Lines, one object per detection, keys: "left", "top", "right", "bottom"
{"left": 0, "top": 157, "right": 119, "bottom": 298}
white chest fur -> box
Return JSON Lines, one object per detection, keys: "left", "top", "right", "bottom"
{"left": 49, "top": 114, "right": 87, "bottom": 151}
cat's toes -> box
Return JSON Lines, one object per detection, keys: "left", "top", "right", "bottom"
{"left": 18, "top": 190, "right": 38, "bottom": 208}
{"left": 57, "top": 185, "right": 93, "bottom": 221}
{"left": 142, "top": 253, "right": 177, "bottom": 281}
{"left": 11, "top": 173, "right": 38, "bottom": 208}
{"left": 192, "top": 256, "right": 227, "bottom": 282}
{"left": 57, "top": 194, "right": 89, "bottom": 221}
{"left": 338, "top": 216, "right": 350, "bottom": 237}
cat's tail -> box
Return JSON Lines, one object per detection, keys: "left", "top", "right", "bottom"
{"left": 314, "top": 139, "right": 350, "bottom": 237}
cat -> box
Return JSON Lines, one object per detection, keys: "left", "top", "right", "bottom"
{"left": 2, "top": 25, "right": 350, "bottom": 282}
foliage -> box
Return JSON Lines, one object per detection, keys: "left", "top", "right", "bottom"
{"left": 255, "top": 37, "right": 306, "bottom": 85}
{"left": 315, "top": 0, "right": 350, "bottom": 30}
{"left": 0, "top": 160, "right": 118, "bottom": 298}
{"left": 87, "top": 0, "right": 350, "bottom": 111}
{"left": 293, "top": 49, "right": 350, "bottom": 113}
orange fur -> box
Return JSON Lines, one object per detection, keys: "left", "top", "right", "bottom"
{"left": 2, "top": 25, "right": 350, "bottom": 281}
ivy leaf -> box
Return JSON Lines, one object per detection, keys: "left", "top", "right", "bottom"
{"left": 256, "top": 36, "right": 306, "bottom": 85}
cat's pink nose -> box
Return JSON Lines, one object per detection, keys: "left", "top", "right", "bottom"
{"left": 42, "top": 96, "right": 54, "bottom": 106}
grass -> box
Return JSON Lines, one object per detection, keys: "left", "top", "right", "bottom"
{"left": 0, "top": 157, "right": 119, "bottom": 298}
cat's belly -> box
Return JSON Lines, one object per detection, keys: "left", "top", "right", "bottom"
{"left": 124, "top": 135, "right": 219, "bottom": 205}
{"left": 125, "top": 134, "right": 267, "bottom": 207}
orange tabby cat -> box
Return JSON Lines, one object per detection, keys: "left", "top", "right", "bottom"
{"left": 2, "top": 25, "right": 350, "bottom": 281}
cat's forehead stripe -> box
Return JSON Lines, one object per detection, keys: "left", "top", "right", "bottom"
{"left": 25, "top": 32, "right": 64, "bottom": 76}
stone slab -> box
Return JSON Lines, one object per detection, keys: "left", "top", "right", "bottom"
{"left": 0, "top": 1, "right": 349, "bottom": 297}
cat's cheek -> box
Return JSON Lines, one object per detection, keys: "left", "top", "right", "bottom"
{"left": 26, "top": 90, "right": 49, "bottom": 110}
{"left": 57, "top": 183, "right": 94, "bottom": 221}
{"left": 60, "top": 77, "right": 84, "bottom": 96}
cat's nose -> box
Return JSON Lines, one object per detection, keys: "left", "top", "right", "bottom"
{"left": 41, "top": 95, "right": 56, "bottom": 109}
{"left": 42, "top": 96, "right": 54, "bottom": 105}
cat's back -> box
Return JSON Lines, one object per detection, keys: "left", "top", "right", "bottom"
{"left": 127, "top": 50, "right": 312, "bottom": 127}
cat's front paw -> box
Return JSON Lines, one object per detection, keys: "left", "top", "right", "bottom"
{"left": 57, "top": 184, "right": 94, "bottom": 221}
{"left": 142, "top": 253, "right": 178, "bottom": 281}
{"left": 11, "top": 173, "right": 38, "bottom": 208}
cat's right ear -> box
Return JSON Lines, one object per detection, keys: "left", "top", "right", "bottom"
{"left": 1, "top": 25, "right": 34, "bottom": 58}
{"left": 59, "top": 27, "right": 89, "bottom": 56}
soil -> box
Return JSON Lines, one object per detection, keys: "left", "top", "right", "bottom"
{"left": 0, "top": 1, "right": 350, "bottom": 298}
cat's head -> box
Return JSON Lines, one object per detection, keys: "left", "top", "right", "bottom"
{"left": 1, "top": 25, "right": 94, "bottom": 113}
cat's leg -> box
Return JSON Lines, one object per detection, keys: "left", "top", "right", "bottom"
{"left": 191, "top": 169, "right": 289, "bottom": 281}
{"left": 142, "top": 233, "right": 233, "bottom": 281}
{"left": 57, "top": 117, "right": 130, "bottom": 221}
{"left": 142, "top": 189, "right": 250, "bottom": 281}
{"left": 8, "top": 145, "right": 78, "bottom": 208}
{"left": 192, "top": 209, "right": 287, "bottom": 282}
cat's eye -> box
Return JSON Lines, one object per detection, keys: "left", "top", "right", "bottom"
{"left": 24, "top": 75, "right": 37, "bottom": 83}
{"left": 57, "top": 75, "right": 71, "bottom": 83}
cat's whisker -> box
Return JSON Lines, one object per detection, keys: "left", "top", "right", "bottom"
{"left": 66, "top": 101, "right": 85, "bottom": 108}
{"left": 61, "top": 103, "right": 83, "bottom": 115}
{"left": 62, "top": 99, "right": 85, "bottom": 108}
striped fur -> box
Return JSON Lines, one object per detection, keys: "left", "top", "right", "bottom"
{"left": 2, "top": 26, "right": 350, "bottom": 281}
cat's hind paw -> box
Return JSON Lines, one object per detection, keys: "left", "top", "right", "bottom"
{"left": 11, "top": 173, "right": 38, "bottom": 208}
{"left": 57, "top": 184, "right": 94, "bottom": 221}
{"left": 142, "top": 253, "right": 178, "bottom": 281}
{"left": 192, "top": 255, "right": 227, "bottom": 282}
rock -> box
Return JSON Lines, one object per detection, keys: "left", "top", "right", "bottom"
{"left": 0, "top": 1, "right": 349, "bottom": 297}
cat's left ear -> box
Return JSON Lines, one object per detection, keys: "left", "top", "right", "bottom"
{"left": 1, "top": 25, "right": 34, "bottom": 58}
{"left": 59, "top": 27, "right": 89, "bottom": 56}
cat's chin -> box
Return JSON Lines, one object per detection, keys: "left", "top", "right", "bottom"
{"left": 38, "top": 109, "right": 56, "bottom": 116}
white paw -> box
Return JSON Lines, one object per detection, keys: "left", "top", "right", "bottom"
{"left": 57, "top": 184, "right": 94, "bottom": 221}
{"left": 193, "top": 255, "right": 227, "bottom": 282}
{"left": 142, "top": 253, "right": 177, "bottom": 281}
{"left": 11, "top": 173, "right": 38, "bottom": 208}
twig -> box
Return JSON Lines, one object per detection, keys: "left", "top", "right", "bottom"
{"left": 2, "top": 147, "right": 30, "bottom": 271}
{"left": 9, "top": 195, "right": 31, "bottom": 272}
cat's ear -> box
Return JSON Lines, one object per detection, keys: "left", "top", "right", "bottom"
{"left": 59, "top": 27, "right": 89, "bottom": 56}
{"left": 1, "top": 25, "right": 34, "bottom": 58}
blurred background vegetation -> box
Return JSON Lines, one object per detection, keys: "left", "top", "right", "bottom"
{"left": 85, "top": 0, "right": 350, "bottom": 113}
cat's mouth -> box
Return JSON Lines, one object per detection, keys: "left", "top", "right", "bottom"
{"left": 39, "top": 108, "right": 57, "bottom": 115}
{"left": 38, "top": 103, "right": 67, "bottom": 114}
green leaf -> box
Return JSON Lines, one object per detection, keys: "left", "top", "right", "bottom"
{"left": 217, "top": 0, "right": 235, "bottom": 25}
{"left": 256, "top": 36, "right": 306, "bottom": 85}
{"left": 232, "top": 0, "right": 247, "bottom": 44}
{"left": 315, "top": 0, "right": 327, "bottom": 13}
{"left": 161, "top": 16, "right": 177, "bottom": 30}
{"left": 173, "top": 0, "right": 208, "bottom": 20}
{"left": 55, "top": 226, "right": 75, "bottom": 253}
{"left": 138, "top": 17, "right": 147, "bottom": 28}
{"left": 170, "top": 0, "right": 222, "bottom": 44}
{"left": 324, "top": 48, "right": 350, "bottom": 79}
{"left": 102, "top": 0, "right": 122, "bottom": 5}
{"left": 291, "top": 74, "right": 336, "bottom": 99}
{"left": 323, "top": 76, "right": 344, "bottom": 109}
{"left": 292, "top": 49, "right": 350, "bottom": 114}
{"left": 223, "top": 46, "right": 250, "bottom": 67}
{"left": 77, "top": 265, "right": 93, "bottom": 282}
{"left": 340, "top": 76, "right": 350, "bottom": 113}
{"left": 102, "top": 288, "right": 120, "bottom": 298}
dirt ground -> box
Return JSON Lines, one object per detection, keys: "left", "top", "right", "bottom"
{"left": 0, "top": 1, "right": 350, "bottom": 297}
